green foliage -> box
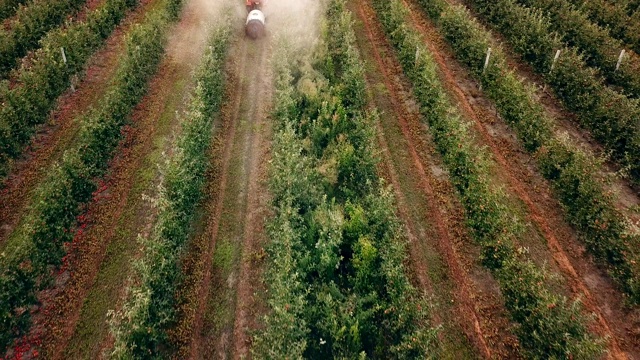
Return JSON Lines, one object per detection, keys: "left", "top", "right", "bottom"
{"left": 565, "top": 0, "right": 640, "bottom": 54}
{"left": 464, "top": 0, "right": 640, "bottom": 184}
{"left": 414, "top": 0, "right": 640, "bottom": 304}
{"left": 322, "top": 10, "right": 366, "bottom": 113}
{"left": 30, "top": 152, "right": 94, "bottom": 271}
{"left": 252, "top": 196, "right": 310, "bottom": 359}
{"left": 254, "top": 1, "right": 439, "bottom": 358}
{"left": 253, "top": 52, "right": 319, "bottom": 357}
{"left": 0, "top": 257, "right": 35, "bottom": 350}
{"left": 0, "top": 0, "right": 139, "bottom": 178}
{"left": 372, "top": 0, "right": 605, "bottom": 357}
{"left": 0, "top": 0, "right": 86, "bottom": 77}
{"left": 511, "top": 0, "right": 640, "bottom": 98}
{"left": 0, "top": 0, "right": 29, "bottom": 21}
{"left": 0, "top": 0, "right": 181, "bottom": 353}
{"left": 497, "top": 256, "right": 603, "bottom": 359}
{"left": 109, "top": 21, "right": 228, "bottom": 359}
{"left": 537, "top": 138, "right": 640, "bottom": 299}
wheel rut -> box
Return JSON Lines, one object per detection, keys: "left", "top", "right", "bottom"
{"left": 230, "top": 38, "right": 272, "bottom": 360}
{"left": 182, "top": 30, "right": 272, "bottom": 360}
{"left": 183, "top": 36, "right": 247, "bottom": 360}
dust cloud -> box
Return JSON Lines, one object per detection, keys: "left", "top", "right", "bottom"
{"left": 263, "top": 0, "right": 325, "bottom": 53}
{"left": 168, "top": 0, "right": 326, "bottom": 63}
{"left": 167, "top": 0, "right": 242, "bottom": 65}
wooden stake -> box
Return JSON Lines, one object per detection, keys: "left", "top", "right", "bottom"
{"left": 415, "top": 46, "right": 420, "bottom": 66}
{"left": 60, "top": 47, "right": 67, "bottom": 64}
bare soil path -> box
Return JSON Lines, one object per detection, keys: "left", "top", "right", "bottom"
{"left": 180, "top": 28, "right": 273, "bottom": 360}
{"left": 230, "top": 43, "right": 272, "bottom": 360}
{"left": 351, "top": 0, "right": 521, "bottom": 358}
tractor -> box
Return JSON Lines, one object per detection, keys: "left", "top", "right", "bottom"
{"left": 245, "top": 0, "right": 266, "bottom": 39}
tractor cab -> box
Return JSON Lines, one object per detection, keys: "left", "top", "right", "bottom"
{"left": 246, "top": 0, "right": 264, "bottom": 12}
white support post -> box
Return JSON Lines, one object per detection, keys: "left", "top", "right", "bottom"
{"left": 550, "top": 49, "right": 561, "bottom": 71}
{"left": 61, "top": 47, "right": 75, "bottom": 92}
{"left": 415, "top": 46, "right": 420, "bottom": 66}
{"left": 616, "top": 49, "right": 626, "bottom": 71}
{"left": 482, "top": 47, "right": 492, "bottom": 73}
{"left": 543, "top": 49, "right": 562, "bottom": 92}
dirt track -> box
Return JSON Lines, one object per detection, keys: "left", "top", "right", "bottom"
{"left": 179, "top": 28, "right": 273, "bottom": 360}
